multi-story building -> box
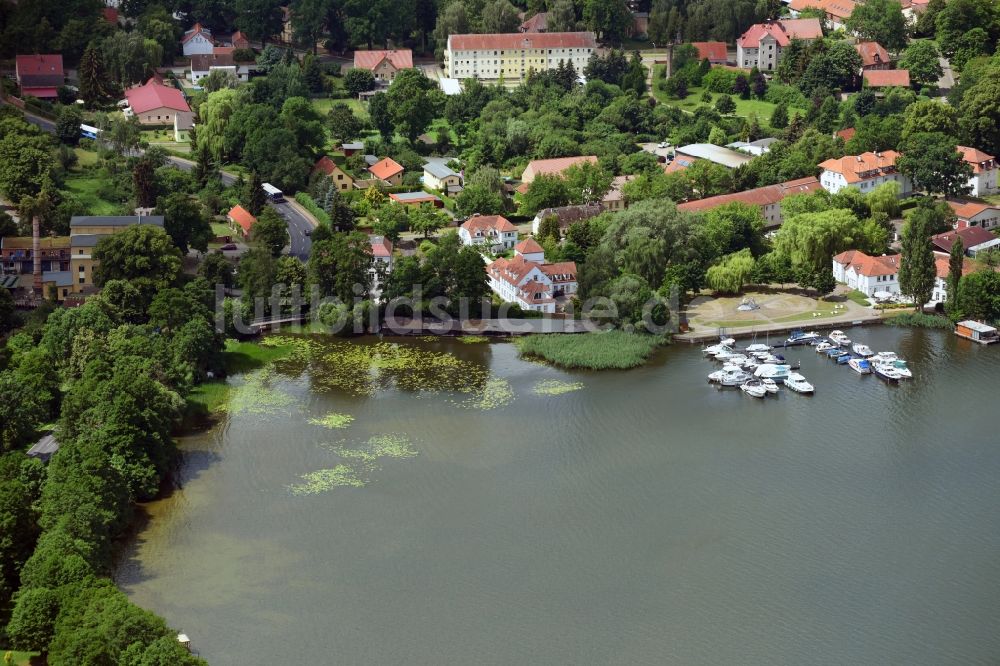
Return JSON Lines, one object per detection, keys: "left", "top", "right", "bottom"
{"left": 818, "top": 151, "right": 912, "bottom": 195}
{"left": 486, "top": 239, "right": 577, "bottom": 313}
{"left": 123, "top": 79, "right": 191, "bottom": 126}
{"left": 736, "top": 18, "right": 822, "bottom": 71}
{"left": 1, "top": 236, "right": 71, "bottom": 275}
{"left": 14, "top": 54, "right": 64, "bottom": 99}
{"left": 677, "top": 176, "right": 821, "bottom": 227}
{"left": 181, "top": 23, "right": 215, "bottom": 56}
{"left": 957, "top": 146, "right": 999, "bottom": 196}
{"left": 459, "top": 215, "right": 519, "bottom": 251}
{"left": 832, "top": 250, "right": 900, "bottom": 298}
{"left": 444, "top": 32, "right": 597, "bottom": 82}
{"left": 69, "top": 216, "right": 164, "bottom": 294}
{"left": 352, "top": 50, "right": 413, "bottom": 82}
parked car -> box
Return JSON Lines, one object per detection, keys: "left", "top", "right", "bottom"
{"left": 220, "top": 243, "right": 237, "bottom": 250}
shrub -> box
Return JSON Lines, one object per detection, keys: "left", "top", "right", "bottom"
{"left": 295, "top": 192, "right": 332, "bottom": 226}
{"left": 884, "top": 312, "right": 953, "bottom": 328}
{"left": 515, "top": 331, "right": 668, "bottom": 370}
{"left": 232, "top": 48, "right": 256, "bottom": 62}
{"left": 764, "top": 83, "right": 808, "bottom": 109}
{"left": 702, "top": 68, "right": 739, "bottom": 93}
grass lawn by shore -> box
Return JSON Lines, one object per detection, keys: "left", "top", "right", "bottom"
{"left": 846, "top": 289, "right": 871, "bottom": 306}
{"left": 515, "top": 331, "right": 667, "bottom": 369}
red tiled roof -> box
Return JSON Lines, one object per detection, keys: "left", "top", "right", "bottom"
{"left": 678, "top": 177, "right": 821, "bottom": 213}
{"left": 313, "top": 156, "right": 341, "bottom": 176}
{"left": 182, "top": 23, "right": 213, "bottom": 44}
{"left": 515, "top": 238, "right": 544, "bottom": 254}
{"left": 737, "top": 19, "right": 822, "bottom": 48}
{"left": 603, "top": 175, "right": 637, "bottom": 202}
{"left": 863, "top": 69, "right": 910, "bottom": 87}
{"left": 832, "top": 250, "right": 900, "bottom": 277}
{"left": 932, "top": 252, "right": 979, "bottom": 279}
{"left": 368, "top": 158, "right": 404, "bottom": 181}
{"left": 957, "top": 146, "right": 996, "bottom": 173}
{"left": 15, "top": 55, "right": 64, "bottom": 88}
{"left": 662, "top": 156, "right": 698, "bottom": 173}
{"left": 369, "top": 236, "right": 393, "bottom": 257}
{"left": 227, "top": 205, "right": 256, "bottom": 234}
{"left": 522, "top": 156, "right": 598, "bottom": 182}
{"left": 230, "top": 31, "right": 250, "bottom": 47}
{"left": 788, "top": 0, "right": 857, "bottom": 19}
{"left": 855, "top": 42, "right": 890, "bottom": 68}
{"left": 462, "top": 215, "right": 516, "bottom": 233}
{"left": 819, "top": 151, "right": 901, "bottom": 183}
{"left": 945, "top": 199, "right": 998, "bottom": 220}
{"left": 691, "top": 42, "right": 728, "bottom": 62}
{"left": 449, "top": 32, "right": 597, "bottom": 51}
{"left": 353, "top": 50, "right": 413, "bottom": 71}
{"left": 520, "top": 12, "right": 548, "bottom": 32}
{"left": 836, "top": 127, "right": 856, "bottom": 142}
{"left": 540, "top": 261, "right": 577, "bottom": 282}
{"left": 932, "top": 227, "right": 998, "bottom": 252}
{"left": 124, "top": 80, "right": 190, "bottom": 114}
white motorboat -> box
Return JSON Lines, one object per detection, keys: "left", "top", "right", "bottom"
{"left": 704, "top": 343, "right": 732, "bottom": 356}
{"left": 745, "top": 343, "right": 771, "bottom": 353}
{"left": 719, "top": 369, "right": 752, "bottom": 386}
{"left": 759, "top": 378, "right": 780, "bottom": 393}
{"left": 815, "top": 342, "right": 834, "bottom": 353}
{"left": 708, "top": 364, "right": 744, "bottom": 382}
{"left": 872, "top": 351, "right": 898, "bottom": 363}
{"left": 754, "top": 364, "right": 791, "bottom": 382}
{"left": 712, "top": 348, "right": 740, "bottom": 360}
{"left": 724, "top": 354, "right": 751, "bottom": 367}
{"left": 891, "top": 359, "right": 913, "bottom": 379}
{"left": 740, "top": 381, "right": 768, "bottom": 398}
{"left": 852, "top": 343, "right": 874, "bottom": 357}
{"left": 785, "top": 330, "right": 821, "bottom": 345}
{"left": 848, "top": 357, "right": 872, "bottom": 374}
{"left": 873, "top": 361, "right": 902, "bottom": 383}
{"left": 719, "top": 337, "right": 736, "bottom": 347}
{"left": 784, "top": 372, "right": 814, "bottom": 394}
{"left": 828, "top": 330, "right": 851, "bottom": 346}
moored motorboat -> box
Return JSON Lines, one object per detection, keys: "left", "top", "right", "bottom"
{"left": 719, "top": 369, "right": 752, "bottom": 386}
{"left": 873, "top": 361, "right": 902, "bottom": 383}
{"left": 828, "top": 330, "right": 851, "bottom": 346}
{"left": 784, "top": 372, "right": 814, "bottom": 394}
{"left": 826, "top": 347, "right": 845, "bottom": 358}
{"left": 759, "top": 378, "right": 780, "bottom": 393}
{"left": 872, "top": 351, "right": 898, "bottom": 363}
{"left": 848, "top": 357, "right": 872, "bottom": 374}
{"left": 785, "top": 329, "right": 821, "bottom": 345}
{"left": 719, "top": 337, "right": 736, "bottom": 347}
{"left": 815, "top": 342, "right": 834, "bottom": 353}
{"left": 852, "top": 343, "right": 874, "bottom": 357}
{"left": 745, "top": 343, "right": 771, "bottom": 353}
{"left": 835, "top": 352, "right": 852, "bottom": 364}
{"left": 892, "top": 359, "right": 913, "bottom": 379}
{"left": 740, "top": 380, "right": 768, "bottom": 398}
{"left": 754, "top": 363, "right": 792, "bottom": 382}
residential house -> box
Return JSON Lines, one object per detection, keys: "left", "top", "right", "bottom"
{"left": 726, "top": 137, "right": 778, "bottom": 156}
{"left": 957, "top": 146, "right": 999, "bottom": 196}
{"left": 14, "top": 54, "right": 64, "bottom": 99}
{"left": 182, "top": 23, "right": 215, "bottom": 56}
{"left": 69, "top": 216, "right": 164, "bottom": 294}
{"left": 173, "top": 111, "right": 194, "bottom": 142}
{"left": 190, "top": 50, "right": 249, "bottom": 83}
{"left": 459, "top": 215, "right": 519, "bottom": 250}
{"left": 123, "top": 80, "right": 190, "bottom": 125}
{"left": 342, "top": 142, "right": 364, "bottom": 156}
{"left": 353, "top": 50, "right": 414, "bottom": 82}
{"left": 279, "top": 6, "right": 293, "bottom": 43}
{"left": 930, "top": 252, "right": 978, "bottom": 303}
{"left": 855, "top": 42, "right": 892, "bottom": 70}
{"left": 931, "top": 226, "right": 1000, "bottom": 257}
{"left": 676, "top": 144, "right": 754, "bottom": 169}
{"left": 736, "top": 18, "right": 823, "bottom": 71}
{"left": 445, "top": 32, "right": 597, "bottom": 82}
{"left": 601, "top": 175, "right": 637, "bottom": 212}
{"left": 787, "top": 0, "right": 857, "bottom": 29}
{"left": 818, "top": 151, "right": 912, "bottom": 195}
{"left": 227, "top": 205, "right": 257, "bottom": 237}
{"left": 520, "top": 12, "right": 548, "bottom": 32}
{"left": 229, "top": 31, "right": 250, "bottom": 49}
{"left": 388, "top": 191, "right": 444, "bottom": 207}
{"left": 486, "top": 242, "right": 578, "bottom": 313}
{"left": 521, "top": 155, "right": 598, "bottom": 184}
{"left": 313, "top": 156, "right": 355, "bottom": 191}
{"left": 367, "top": 157, "right": 405, "bottom": 186}
{"left": 530, "top": 204, "right": 603, "bottom": 235}
{"left": 1, "top": 236, "right": 71, "bottom": 275}
{"left": 423, "top": 161, "right": 463, "bottom": 193}
{"left": 369, "top": 235, "right": 393, "bottom": 291}
{"left": 691, "top": 42, "right": 728, "bottom": 65}
{"left": 863, "top": 69, "right": 910, "bottom": 89}
{"left": 945, "top": 199, "right": 1000, "bottom": 230}
{"left": 832, "top": 249, "right": 901, "bottom": 297}
{"left": 677, "top": 176, "right": 822, "bottom": 227}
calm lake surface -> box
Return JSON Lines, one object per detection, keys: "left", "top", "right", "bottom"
{"left": 115, "top": 327, "right": 1000, "bottom": 665}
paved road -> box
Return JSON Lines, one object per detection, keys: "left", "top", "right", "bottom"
{"left": 937, "top": 56, "right": 955, "bottom": 97}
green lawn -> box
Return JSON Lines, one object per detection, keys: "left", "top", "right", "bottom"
{"left": 310, "top": 96, "right": 369, "bottom": 120}
{"left": 141, "top": 128, "right": 176, "bottom": 142}
{"left": 74, "top": 147, "right": 99, "bottom": 167}
{"left": 211, "top": 221, "right": 233, "bottom": 238}
{"left": 3, "top": 651, "right": 41, "bottom": 665}
{"left": 846, "top": 289, "right": 871, "bottom": 306}
{"left": 63, "top": 171, "right": 121, "bottom": 215}
{"left": 652, "top": 66, "right": 805, "bottom": 123}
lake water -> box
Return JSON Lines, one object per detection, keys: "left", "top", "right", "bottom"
{"left": 115, "top": 327, "right": 1000, "bottom": 665}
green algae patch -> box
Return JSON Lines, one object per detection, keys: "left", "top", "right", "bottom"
{"left": 459, "top": 377, "right": 514, "bottom": 410}
{"left": 227, "top": 369, "right": 297, "bottom": 416}
{"left": 457, "top": 335, "right": 489, "bottom": 344}
{"left": 532, "top": 379, "right": 584, "bottom": 396}
{"left": 307, "top": 413, "right": 355, "bottom": 429}
{"left": 330, "top": 434, "right": 418, "bottom": 463}
{"left": 287, "top": 465, "right": 366, "bottom": 495}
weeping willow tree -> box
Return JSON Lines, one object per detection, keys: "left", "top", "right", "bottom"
{"left": 706, "top": 248, "right": 755, "bottom": 294}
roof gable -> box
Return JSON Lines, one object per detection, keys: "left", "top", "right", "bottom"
{"left": 368, "top": 157, "right": 405, "bottom": 180}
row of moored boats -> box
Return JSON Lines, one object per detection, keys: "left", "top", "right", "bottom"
{"left": 704, "top": 337, "right": 814, "bottom": 398}
{"left": 803, "top": 329, "right": 913, "bottom": 383}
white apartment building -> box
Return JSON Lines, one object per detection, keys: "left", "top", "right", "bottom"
{"left": 958, "top": 146, "right": 999, "bottom": 196}
{"left": 736, "top": 18, "right": 822, "bottom": 71}
{"left": 445, "top": 32, "right": 597, "bottom": 82}
{"left": 486, "top": 239, "right": 578, "bottom": 313}
{"left": 832, "top": 250, "right": 900, "bottom": 297}
{"left": 818, "top": 151, "right": 913, "bottom": 195}
{"left": 459, "top": 215, "right": 519, "bottom": 251}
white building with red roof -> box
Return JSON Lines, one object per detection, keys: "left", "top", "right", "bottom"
{"left": 677, "top": 176, "right": 821, "bottom": 227}
{"left": 369, "top": 235, "right": 393, "bottom": 272}
{"left": 445, "top": 32, "right": 597, "bottom": 81}
{"left": 123, "top": 80, "right": 191, "bottom": 125}
{"left": 459, "top": 215, "right": 519, "bottom": 251}
{"left": 945, "top": 199, "right": 1000, "bottom": 230}
{"left": 14, "top": 54, "right": 64, "bottom": 99}
{"left": 863, "top": 69, "right": 910, "bottom": 89}
{"left": 788, "top": 0, "right": 857, "bottom": 29}
{"left": 736, "top": 18, "right": 822, "bottom": 71}
{"left": 818, "top": 151, "right": 911, "bottom": 195}
{"left": 352, "top": 50, "right": 413, "bottom": 82}
{"left": 832, "top": 250, "right": 901, "bottom": 297}
{"left": 486, "top": 241, "right": 578, "bottom": 313}
{"left": 957, "top": 146, "right": 998, "bottom": 196}
{"left": 182, "top": 23, "right": 216, "bottom": 56}
{"left": 227, "top": 205, "right": 257, "bottom": 237}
